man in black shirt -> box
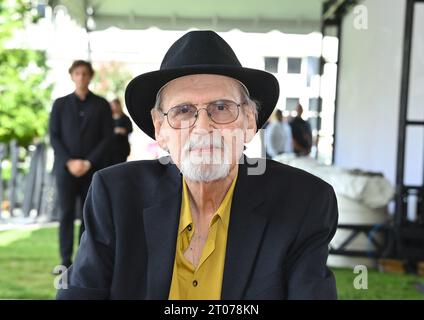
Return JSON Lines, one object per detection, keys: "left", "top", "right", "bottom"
{"left": 290, "top": 104, "right": 312, "bottom": 156}
{"left": 49, "top": 60, "right": 113, "bottom": 268}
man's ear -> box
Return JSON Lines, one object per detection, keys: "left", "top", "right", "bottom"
{"left": 244, "top": 105, "right": 257, "bottom": 144}
{"left": 151, "top": 109, "right": 168, "bottom": 150}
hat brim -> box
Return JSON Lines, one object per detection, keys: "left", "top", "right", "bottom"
{"left": 125, "top": 65, "right": 279, "bottom": 139}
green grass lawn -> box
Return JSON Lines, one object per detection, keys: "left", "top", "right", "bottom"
{"left": 0, "top": 226, "right": 423, "bottom": 299}
{"left": 0, "top": 225, "right": 79, "bottom": 299}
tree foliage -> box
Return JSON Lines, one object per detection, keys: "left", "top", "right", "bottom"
{"left": 0, "top": 0, "right": 52, "bottom": 147}
{"left": 92, "top": 61, "right": 132, "bottom": 103}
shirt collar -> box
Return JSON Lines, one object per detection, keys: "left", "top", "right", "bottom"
{"left": 179, "top": 179, "right": 193, "bottom": 234}
{"left": 73, "top": 90, "right": 92, "bottom": 102}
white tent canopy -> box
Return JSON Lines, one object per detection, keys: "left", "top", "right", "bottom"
{"left": 49, "top": 0, "right": 323, "bottom": 34}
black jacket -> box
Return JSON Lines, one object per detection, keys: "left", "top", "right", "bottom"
{"left": 57, "top": 157, "right": 338, "bottom": 300}
{"left": 49, "top": 92, "right": 114, "bottom": 174}
{"left": 110, "top": 114, "right": 133, "bottom": 165}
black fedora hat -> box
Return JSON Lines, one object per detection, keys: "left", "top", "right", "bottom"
{"left": 125, "top": 30, "right": 279, "bottom": 139}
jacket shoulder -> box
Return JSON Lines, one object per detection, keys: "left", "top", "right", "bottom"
{"left": 53, "top": 93, "right": 73, "bottom": 106}
{"left": 96, "top": 159, "right": 171, "bottom": 182}
{"left": 91, "top": 93, "right": 109, "bottom": 106}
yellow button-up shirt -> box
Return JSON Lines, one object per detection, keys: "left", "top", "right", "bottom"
{"left": 168, "top": 174, "right": 237, "bottom": 300}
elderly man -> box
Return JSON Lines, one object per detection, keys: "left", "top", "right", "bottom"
{"left": 57, "top": 31, "right": 338, "bottom": 300}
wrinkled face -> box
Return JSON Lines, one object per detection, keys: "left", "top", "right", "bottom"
{"left": 70, "top": 66, "right": 92, "bottom": 90}
{"left": 152, "top": 74, "right": 257, "bottom": 182}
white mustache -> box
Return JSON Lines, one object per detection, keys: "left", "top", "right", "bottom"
{"left": 180, "top": 134, "right": 231, "bottom": 182}
{"left": 184, "top": 135, "right": 223, "bottom": 153}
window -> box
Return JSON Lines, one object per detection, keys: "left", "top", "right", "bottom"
{"left": 308, "top": 117, "right": 321, "bottom": 133}
{"left": 309, "top": 98, "right": 320, "bottom": 112}
{"left": 286, "top": 98, "right": 299, "bottom": 111}
{"left": 264, "top": 57, "right": 279, "bottom": 73}
{"left": 287, "top": 57, "right": 302, "bottom": 74}
{"left": 306, "top": 57, "right": 320, "bottom": 86}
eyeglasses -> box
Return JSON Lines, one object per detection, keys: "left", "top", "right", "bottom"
{"left": 161, "top": 99, "right": 245, "bottom": 129}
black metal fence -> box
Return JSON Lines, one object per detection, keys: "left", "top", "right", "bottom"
{"left": 0, "top": 141, "right": 57, "bottom": 223}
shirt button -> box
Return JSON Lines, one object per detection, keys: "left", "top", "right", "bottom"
{"left": 192, "top": 280, "right": 198, "bottom": 287}
{"left": 187, "top": 224, "right": 192, "bottom": 231}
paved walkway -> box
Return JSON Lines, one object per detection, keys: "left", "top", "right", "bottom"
{"left": 0, "top": 217, "right": 59, "bottom": 232}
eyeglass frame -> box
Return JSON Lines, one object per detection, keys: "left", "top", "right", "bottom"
{"left": 159, "top": 99, "right": 247, "bottom": 129}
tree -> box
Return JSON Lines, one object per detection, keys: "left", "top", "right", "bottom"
{"left": 0, "top": 0, "right": 52, "bottom": 214}
{"left": 91, "top": 61, "right": 132, "bottom": 103}
{"left": 0, "top": 0, "right": 52, "bottom": 147}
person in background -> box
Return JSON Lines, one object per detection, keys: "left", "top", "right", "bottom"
{"left": 290, "top": 104, "right": 312, "bottom": 156}
{"left": 109, "top": 98, "right": 133, "bottom": 165}
{"left": 49, "top": 60, "right": 113, "bottom": 269}
{"left": 264, "top": 109, "right": 293, "bottom": 158}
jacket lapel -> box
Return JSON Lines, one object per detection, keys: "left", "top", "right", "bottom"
{"left": 143, "top": 161, "right": 182, "bottom": 299}
{"left": 221, "top": 159, "right": 268, "bottom": 299}
{"left": 69, "top": 94, "right": 81, "bottom": 132}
